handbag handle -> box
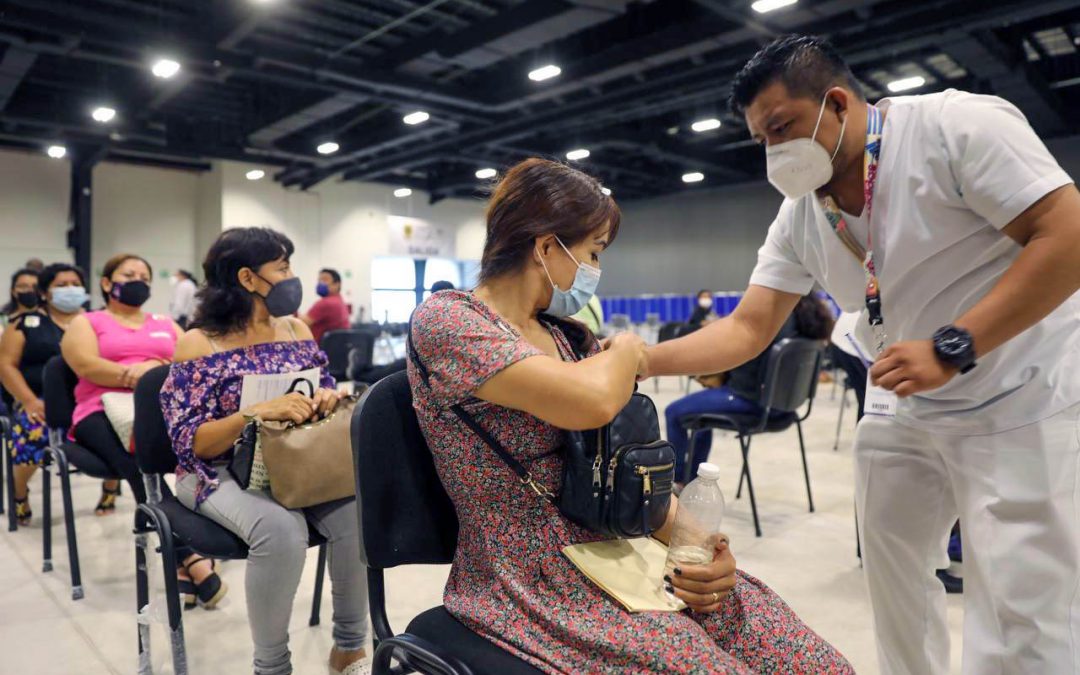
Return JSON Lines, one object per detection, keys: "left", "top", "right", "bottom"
{"left": 407, "top": 314, "right": 555, "bottom": 500}
{"left": 286, "top": 377, "right": 316, "bottom": 398}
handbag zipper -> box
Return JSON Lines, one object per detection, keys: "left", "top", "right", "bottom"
{"left": 608, "top": 440, "right": 670, "bottom": 493}
{"left": 636, "top": 462, "right": 675, "bottom": 495}
{"left": 591, "top": 428, "right": 604, "bottom": 495}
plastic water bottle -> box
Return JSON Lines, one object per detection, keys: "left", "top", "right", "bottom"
{"left": 662, "top": 462, "right": 725, "bottom": 600}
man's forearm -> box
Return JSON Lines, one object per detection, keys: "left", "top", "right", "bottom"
{"left": 956, "top": 229, "right": 1080, "bottom": 359}
{"left": 647, "top": 317, "right": 765, "bottom": 377}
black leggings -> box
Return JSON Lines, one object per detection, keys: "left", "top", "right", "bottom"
{"left": 72, "top": 411, "right": 165, "bottom": 504}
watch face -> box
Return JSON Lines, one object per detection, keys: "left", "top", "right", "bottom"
{"left": 938, "top": 332, "right": 968, "bottom": 357}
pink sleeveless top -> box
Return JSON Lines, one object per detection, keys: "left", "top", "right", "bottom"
{"left": 71, "top": 311, "right": 177, "bottom": 432}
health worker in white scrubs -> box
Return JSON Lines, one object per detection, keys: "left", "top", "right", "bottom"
{"left": 645, "top": 35, "right": 1080, "bottom": 675}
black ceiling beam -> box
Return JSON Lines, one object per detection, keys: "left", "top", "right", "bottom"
{"left": 0, "top": 45, "right": 37, "bottom": 111}
{"left": 941, "top": 29, "right": 1068, "bottom": 134}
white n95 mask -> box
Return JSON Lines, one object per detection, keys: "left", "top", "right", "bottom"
{"left": 765, "top": 93, "right": 847, "bottom": 200}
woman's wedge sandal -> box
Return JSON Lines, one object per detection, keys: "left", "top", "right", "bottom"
{"left": 94, "top": 484, "right": 121, "bottom": 515}
{"left": 14, "top": 493, "right": 32, "bottom": 526}
{"left": 183, "top": 557, "right": 228, "bottom": 609}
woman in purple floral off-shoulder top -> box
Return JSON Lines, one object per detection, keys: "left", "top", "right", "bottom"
{"left": 160, "top": 227, "right": 370, "bottom": 675}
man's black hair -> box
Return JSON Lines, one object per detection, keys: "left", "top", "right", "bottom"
{"left": 320, "top": 268, "right": 342, "bottom": 285}
{"left": 729, "top": 34, "right": 864, "bottom": 116}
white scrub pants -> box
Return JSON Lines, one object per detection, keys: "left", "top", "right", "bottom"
{"left": 854, "top": 403, "right": 1080, "bottom": 675}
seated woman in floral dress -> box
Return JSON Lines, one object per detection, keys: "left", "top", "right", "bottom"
{"left": 408, "top": 158, "right": 853, "bottom": 674}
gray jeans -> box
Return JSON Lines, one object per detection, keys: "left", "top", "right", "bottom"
{"left": 177, "top": 471, "right": 368, "bottom": 675}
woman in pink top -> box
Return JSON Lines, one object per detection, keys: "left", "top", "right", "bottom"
{"left": 61, "top": 253, "right": 225, "bottom": 607}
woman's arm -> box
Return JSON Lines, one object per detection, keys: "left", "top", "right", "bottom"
{"left": 474, "top": 333, "right": 645, "bottom": 431}
{"left": 60, "top": 315, "right": 130, "bottom": 388}
{"left": 0, "top": 326, "right": 37, "bottom": 407}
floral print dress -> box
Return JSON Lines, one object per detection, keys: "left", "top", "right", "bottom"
{"left": 409, "top": 291, "right": 853, "bottom": 675}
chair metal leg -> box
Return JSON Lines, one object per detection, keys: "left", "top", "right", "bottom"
{"left": 309, "top": 543, "right": 328, "bottom": 627}
{"left": 796, "top": 420, "right": 814, "bottom": 513}
{"left": 683, "top": 429, "right": 698, "bottom": 485}
{"left": 833, "top": 384, "right": 849, "bottom": 451}
{"left": 54, "top": 450, "right": 84, "bottom": 599}
{"left": 134, "top": 522, "right": 153, "bottom": 675}
{"left": 735, "top": 462, "right": 745, "bottom": 499}
{"left": 855, "top": 505, "right": 862, "bottom": 563}
{"left": 739, "top": 436, "right": 762, "bottom": 537}
{"left": 5, "top": 428, "right": 16, "bottom": 531}
{"left": 42, "top": 464, "right": 53, "bottom": 572}
{"left": 152, "top": 508, "right": 188, "bottom": 675}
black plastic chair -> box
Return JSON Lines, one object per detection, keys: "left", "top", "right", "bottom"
{"left": 679, "top": 338, "right": 825, "bottom": 537}
{"left": 132, "top": 365, "right": 329, "bottom": 675}
{"left": 2, "top": 412, "right": 11, "bottom": 528}
{"left": 322, "top": 329, "right": 377, "bottom": 383}
{"left": 41, "top": 355, "right": 122, "bottom": 599}
{"left": 352, "top": 371, "right": 544, "bottom": 675}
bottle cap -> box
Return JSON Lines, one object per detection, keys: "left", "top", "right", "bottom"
{"left": 697, "top": 463, "right": 720, "bottom": 480}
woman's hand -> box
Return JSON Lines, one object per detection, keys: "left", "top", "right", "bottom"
{"left": 120, "top": 359, "right": 169, "bottom": 388}
{"left": 310, "top": 387, "right": 343, "bottom": 420}
{"left": 666, "top": 535, "right": 737, "bottom": 613}
{"left": 250, "top": 393, "right": 315, "bottom": 425}
{"left": 22, "top": 398, "right": 46, "bottom": 425}
{"left": 603, "top": 333, "right": 649, "bottom": 379}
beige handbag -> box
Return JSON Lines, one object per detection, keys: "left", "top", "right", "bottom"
{"left": 250, "top": 394, "right": 360, "bottom": 509}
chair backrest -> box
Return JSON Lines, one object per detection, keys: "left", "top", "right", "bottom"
{"left": 132, "top": 365, "right": 178, "bottom": 475}
{"left": 658, "top": 322, "right": 684, "bottom": 343}
{"left": 42, "top": 355, "right": 78, "bottom": 429}
{"left": 321, "top": 329, "right": 375, "bottom": 380}
{"left": 758, "top": 338, "right": 825, "bottom": 414}
{"left": 352, "top": 371, "right": 458, "bottom": 569}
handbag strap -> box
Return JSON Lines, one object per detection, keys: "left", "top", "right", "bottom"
{"left": 286, "top": 377, "right": 315, "bottom": 397}
{"left": 407, "top": 313, "right": 556, "bottom": 500}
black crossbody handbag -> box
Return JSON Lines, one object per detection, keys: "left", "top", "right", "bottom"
{"left": 408, "top": 315, "right": 675, "bottom": 538}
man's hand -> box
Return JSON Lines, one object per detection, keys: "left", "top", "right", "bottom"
{"left": 665, "top": 535, "right": 736, "bottom": 613}
{"left": 870, "top": 340, "right": 958, "bottom": 398}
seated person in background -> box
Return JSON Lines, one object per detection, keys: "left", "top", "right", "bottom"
{"left": 430, "top": 279, "right": 455, "bottom": 293}
{"left": 687, "top": 289, "right": 718, "bottom": 329}
{"left": 23, "top": 257, "right": 45, "bottom": 273}
{"left": 3, "top": 268, "right": 41, "bottom": 323}
{"left": 409, "top": 158, "right": 851, "bottom": 674}
{"left": 162, "top": 227, "right": 368, "bottom": 675}
{"left": 302, "top": 267, "right": 350, "bottom": 344}
{"left": 666, "top": 294, "right": 834, "bottom": 484}
{"left": 0, "top": 263, "right": 87, "bottom": 525}
{"left": 61, "top": 253, "right": 221, "bottom": 606}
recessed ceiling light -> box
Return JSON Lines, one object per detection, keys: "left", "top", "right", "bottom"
{"left": 887, "top": 75, "right": 926, "bottom": 92}
{"left": 317, "top": 141, "right": 339, "bottom": 155}
{"left": 528, "top": 65, "right": 562, "bottom": 82}
{"left": 566, "top": 148, "right": 590, "bottom": 161}
{"left": 46, "top": 145, "right": 67, "bottom": 159}
{"left": 246, "top": 169, "right": 265, "bottom": 181}
{"left": 691, "top": 118, "right": 722, "bottom": 133}
{"left": 682, "top": 172, "right": 705, "bottom": 184}
{"left": 601, "top": 187, "right": 612, "bottom": 196}
{"left": 152, "top": 58, "right": 181, "bottom": 79}
{"left": 475, "top": 168, "right": 497, "bottom": 179}
{"left": 403, "top": 111, "right": 430, "bottom": 125}
{"left": 91, "top": 106, "right": 116, "bottom": 123}
{"left": 751, "top": 0, "right": 797, "bottom": 13}
{"left": 394, "top": 188, "right": 413, "bottom": 198}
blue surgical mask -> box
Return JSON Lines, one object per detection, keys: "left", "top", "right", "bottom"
{"left": 50, "top": 286, "right": 88, "bottom": 313}
{"left": 537, "top": 237, "right": 601, "bottom": 318}
{"left": 315, "top": 282, "right": 330, "bottom": 298}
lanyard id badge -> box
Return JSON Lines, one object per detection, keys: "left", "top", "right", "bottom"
{"left": 823, "top": 106, "right": 896, "bottom": 416}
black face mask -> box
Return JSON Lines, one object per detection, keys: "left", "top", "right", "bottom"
{"left": 109, "top": 280, "right": 151, "bottom": 308}
{"left": 16, "top": 291, "right": 40, "bottom": 309}
{"left": 254, "top": 275, "right": 303, "bottom": 318}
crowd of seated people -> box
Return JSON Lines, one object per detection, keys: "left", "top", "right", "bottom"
{"left": 1, "top": 159, "right": 852, "bottom": 675}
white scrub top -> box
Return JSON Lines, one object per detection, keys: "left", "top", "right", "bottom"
{"left": 749, "top": 89, "right": 1080, "bottom": 435}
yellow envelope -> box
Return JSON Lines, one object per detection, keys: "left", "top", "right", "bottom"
{"left": 562, "top": 538, "right": 687, "bottom": 613}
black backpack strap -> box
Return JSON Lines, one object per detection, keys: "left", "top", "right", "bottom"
{"left": 407, "top": 311, "right": 555, "bottom": 501}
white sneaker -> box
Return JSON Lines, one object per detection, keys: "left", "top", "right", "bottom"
{"left": 329, "top": 653, "right": 372, "bottom": 675}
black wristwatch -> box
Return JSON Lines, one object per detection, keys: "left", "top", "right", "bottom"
{"left": 932, "top": 325, "right": 977, "bottom": 374}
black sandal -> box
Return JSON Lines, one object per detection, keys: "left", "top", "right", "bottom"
{"left": 94, "top": 484, "right": 121, "bottom": 515}
{"left": 183, "top": 557, "right": 228, "bottom": 609}
{"left": 14, "top": 493, "right": 31, "bottom": 526}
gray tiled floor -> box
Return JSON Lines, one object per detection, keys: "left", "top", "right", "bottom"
{"left": 0, "top": 377, "right": 963, "bottom": 674}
